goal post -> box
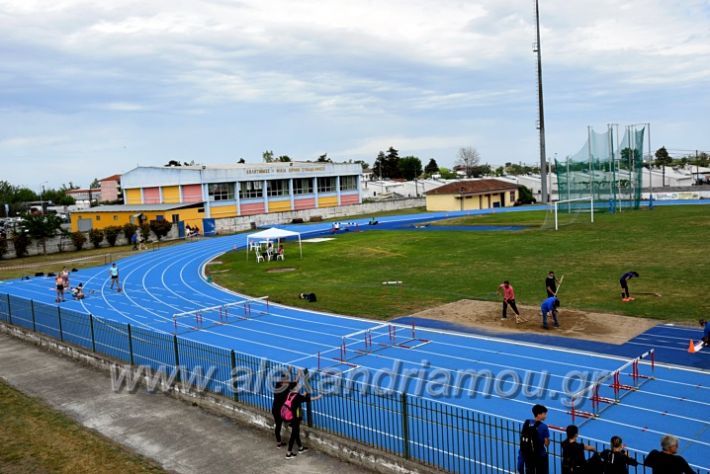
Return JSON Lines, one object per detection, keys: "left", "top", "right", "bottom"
{"left": 553, "top": 196, "right": 594, "bottom": 231}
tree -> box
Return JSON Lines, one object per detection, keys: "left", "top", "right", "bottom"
{"left": 655, "top": 146, "right": 672, "bottom": 187}
{"left": 70, "top": 231, "right": 87, "bottom": 251}
{"left": 384, "top": 147, "right": 401, "bottom": 179}
{"left": 149, "top": 220, "right": 173, "bottom": 241}
{"left": 237, "top": 158, "right": 246, "bottom": 164}
{"left": 398, "top": 156, "right": 423, "bottom": 180}
{"left": 12, "top": 231, "right": 30, "bottom": 257}
{"left": 278, "top": 155, "right": 291, "bottom": 162}
{"left": 353, "top": 160, "right": 368, "bottom": 171}
{"left": 317, "top": 153, "right": 331, "bottom": 163}
{"left": 90, "top": 178, "right": 100, "bottom": 189}
{"left": 14, "top": 187, "right": 39, "bottom": 203}
{"left": 21, "top": 213, "right": 62, "bottom": 254}
{"left": 0, "top": 234, "right": 7, "bottom": 258}
{"left": 517, "top": 185, "right": 536, "bottom": 204}
{"left": 262, "top": 150, "right": 275, "bottom": 163}
{"left": 104, "top": 226, "right": 122, "bottom": 247}
{"left": 122, "top": 223, "right": 137, "bottom": 243}
{"left": 165, "top": 160, "right": 182, "bottom": 167}
{"left": 456, "top": 147, "right": 481, "bottom": 178}
{"left": 469, "top": 164, "right": 492, "bottom": 178}
{"left": 88, "top": 229, "right": 104, "bottom": 249}
{"left": 424, "top": 159, "right": 439, "bottom": 176}
{"left": 372, "top": 151, "right": 386, "bottom": 180}
{"left": 438, "top": 167, "right": 457, "bottom": 179}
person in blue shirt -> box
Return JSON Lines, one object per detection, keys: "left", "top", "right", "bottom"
{"left": 540, "top": 296, "right": 560, "bottom": 330}
{"left": 700, "top": 319, "right": 710, "bottom": 347}
{"left": 619, "top": 271, "right": 639, "bottom": 302}
{"left": 517, "top": 404, "right": 550, "bottom": 474}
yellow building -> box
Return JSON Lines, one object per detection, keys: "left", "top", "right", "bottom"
{"left": 425, "top": 179, "right": 519, "bottom": 211}
{"left": 71, "top": 203, "right": 204, "bottom": 232}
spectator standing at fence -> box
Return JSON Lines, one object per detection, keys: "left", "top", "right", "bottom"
{"left": 283, "top": 369, "right": 322, "bottom": 459}
{"left": 644, "top": 435, "right": 695, "bottom": 474}
{"left": 109, "top": 263, "right": 121, "bottom": 292}
{"left": 272, "top": 368, "right": 294, "bottom": 448}
{"left": 560, "top": 424, "right": 597, "bottom": 474}
{"left": 517, "top": 404, "right": 550, "bottom": 474}
{"left": 599, "top": 435, "right": 638, "bottom": 474}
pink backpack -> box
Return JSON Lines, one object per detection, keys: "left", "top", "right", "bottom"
{"left": 281, "top": 392, "right": 298, "bottom": 421}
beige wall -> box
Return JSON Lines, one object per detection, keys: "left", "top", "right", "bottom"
{"left": 426, "top": 189, "right": 519, "bottom": 212}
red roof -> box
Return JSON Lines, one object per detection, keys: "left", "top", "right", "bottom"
{"left": 426, "top": 179, "right": 518, "bottom": 196}
{"left": 100, "top": 174, "right": 121, "bottom": 182}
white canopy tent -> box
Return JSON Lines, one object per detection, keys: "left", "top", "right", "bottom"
{"left": 245, "top": 227, "right": 303, "bottom": 259}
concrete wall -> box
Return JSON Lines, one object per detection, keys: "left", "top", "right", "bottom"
{"left": 1, "top": 226, "right": 179, "bottom": 260}
{"left": 215, "top": 198, "right": 424, "bottom": 233}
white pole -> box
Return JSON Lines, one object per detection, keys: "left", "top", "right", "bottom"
{"left": 554, "top": 201, "right": 559, "bottom": 231}
{"left": 591, "top": 195, "right": 594, "bottom": 223}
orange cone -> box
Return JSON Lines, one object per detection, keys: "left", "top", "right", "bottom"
{"left": 688, "top": 339, "right": 697, "bottom": 353}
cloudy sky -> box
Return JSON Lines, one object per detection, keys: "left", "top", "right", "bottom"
{"left": 1, "top": 0, "right": 709, "bottom": 189}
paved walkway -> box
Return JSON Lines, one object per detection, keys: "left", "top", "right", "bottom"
{"left": 0, "top": 333, "right": 367, "bottom": 474}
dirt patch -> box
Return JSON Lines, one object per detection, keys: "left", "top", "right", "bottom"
{"left": 411, "top": 299, "right": 659, "bottom": 345}
{"left": 267, "top": 267, "right": 296, "bottom": 273}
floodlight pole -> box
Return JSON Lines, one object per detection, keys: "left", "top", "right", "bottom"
{"left": 534, "top": 0, "right": 548, "bottom": 203}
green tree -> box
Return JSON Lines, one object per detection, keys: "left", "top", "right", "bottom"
{"left": 237, "top": 158, "right": 246, "bottom": 164}
{"left": 262, "top": 150, "right": 275, "bottom": 163}
{"left": 90, "top": 178, "right": 101, "bottom": 189}
{"left": 517, "top": 185, "right": 536, "bottom": 204}
{"left": 654, "top": 146, "right": 672, "bottom": 187}
{"left": 0, "top": 235, "right": 7, "bottom": 258}
{"left": 278, "top": 155, "right": 291, "bottom": 162}
{"left": 384, "top": 147, "right": 401, "bottom": 179}
{"left": 88, "top": 229, "right": 104, "bottom": 249}
{"left": 149, "top": 220, "right": 173, "bottom": 241}
{"left": 398, "top": 156, "right": 423, "bottom": 180}
{"left": 104, "top": 226, "right": 122, "bottom": 247}
{"left": 14, "top": 187, "right": 39, "bottom": 203}
{"left": 469, "top": 164, "right": 492, "bottom": 178}
{"left": 424, "top": 159, "right": 439, "bottom": 176}
{"left": 438, "top": 167, "right": 457, "bottom": 179}
{"left": 70, "top": 231, "right": 87, "bottom": 251}
{"left": 372, "top": 151, "right": 386, "bottom": 179}
{"left": 21, "top": 213, "right": 62, "bottom": 254}
{"left": 165, "top": 160, "right": 182, "bottom": 167}
{"left": 140, "top": 222, "right": 151, "bottom": 243}
{"left": 12, "top": 231, "right": 30, "bottom": 257}
{"left": 317, "top": 153, "right": 331, "bottom": 163}
{"left": 122, "top": 223, "right": 137, "bottom": 243}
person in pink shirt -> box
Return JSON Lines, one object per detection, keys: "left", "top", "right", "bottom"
{"left": 497, "top": 280, "right": 525, "bottom": 323}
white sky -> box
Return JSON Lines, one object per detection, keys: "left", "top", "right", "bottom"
{"left": 1, "top": 0, "right": 709, "bottom": 188}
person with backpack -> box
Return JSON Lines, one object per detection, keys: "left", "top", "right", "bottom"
{"left": 518, "top": 404, "right": 550, "bottom": 474}
{"left": 599, "top": 436, "right": 638, "bottom": 474}
{"left": 272, "top": 368, "right": 294, "bottom": 448}
{"left": 560, "top": 425, "right": 597, "bottom": 473}
{"left": 281, "top": 369, "right": 322, "bottom": 459}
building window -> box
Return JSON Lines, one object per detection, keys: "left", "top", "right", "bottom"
{"left": 509, "top": 191, "right": 515, "bottom": 202}
{"left": 172, "top": 214, "right": 180, "bottom": 223}
{"left": 340, "top": 175, "right": 358, "bottom": 191}
{"left": 239, "top": 181, "right": 263, "bottom": 200}
{"left": 317, "top": 177, "right": 336, "bottom": 193}
{"left": 267, "top": 179, "right": 289, "bottom": 197}
{"left": 113, "top": 215, "right": 118, "bottom": 221}
{"left": 96, "top": 215, "right": 101, "bottom": 221}
{"left": 293, "top": 178, "right": 313, "bottom": 195}
{"left": 208, "top": 183, "right": 235, "bottom": 201}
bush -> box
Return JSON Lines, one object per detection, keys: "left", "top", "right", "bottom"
{"left": 104, "top": 226, "right": 121, "bottom": 247}
{"left": 12, "top": 232, "right": 30, "bottom": 257}
{"left": 88, "top": 229, "right": 104, "bottom": 249}
{"left": 122, "top": 223, "right": 137, "bottom": 243}
{"left": 70, "top": 231, "right": 87, "bottom": 251}
{"left": 149, "top": 220, "right": 173, "bottom": 241}
{"left": 0, "top": 237, "right": 7, "bottom": 258}
{"left": 517, "top": 185, "right": 536, "bottom": 205}
{"left": 140, "top": 223, "right": 151, "bottom": 243}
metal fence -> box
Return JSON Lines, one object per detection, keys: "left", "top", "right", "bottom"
{"left": 0, "top": 292, "right": 706, "bottom": 474}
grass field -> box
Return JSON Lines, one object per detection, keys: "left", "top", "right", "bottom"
{"left": 0, "top": 380, "right": 164, "bottom": 473}
{"left": 210, "top": 205, "right": 709, "bottom": 322}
